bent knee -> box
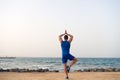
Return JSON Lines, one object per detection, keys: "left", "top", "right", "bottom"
{"left": 74, "top": 58, "right": 77, "bottom": 62}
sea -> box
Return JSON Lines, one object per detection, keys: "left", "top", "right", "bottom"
{"left": 0, "top": 57, "right": 120, "bottom": 72}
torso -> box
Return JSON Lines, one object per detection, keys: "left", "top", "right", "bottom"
{"left": 61, "top": 41, "right": 70, "bottom": 56}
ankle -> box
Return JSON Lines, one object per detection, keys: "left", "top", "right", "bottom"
{"left": 66, "top": 76, "right": 69, "bottom": 79}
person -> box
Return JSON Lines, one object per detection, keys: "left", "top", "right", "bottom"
{"left": 58, "top": 30, "right": 77, "bottom": 79}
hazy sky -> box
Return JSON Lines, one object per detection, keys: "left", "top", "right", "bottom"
{"left": 0, "top": 0, "right": 120, "bottom": 57}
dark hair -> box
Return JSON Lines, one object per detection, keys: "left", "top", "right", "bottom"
{"left": 64, "top": 35, "right": 68, "bottom": 40}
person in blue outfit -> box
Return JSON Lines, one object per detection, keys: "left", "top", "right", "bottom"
{"left": 58, "top": 30, "right": 77, "bottom": 79}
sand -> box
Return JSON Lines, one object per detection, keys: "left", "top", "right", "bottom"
{"left": 0, "top": 72, "right": 120, "bottom": 80}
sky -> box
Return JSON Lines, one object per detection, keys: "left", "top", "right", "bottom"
{"left": 0, "top": 0, "right": 120, "bottom": 57}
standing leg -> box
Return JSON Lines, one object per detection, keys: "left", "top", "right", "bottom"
{"left": 64, "top": 63, "right": 69, "bottom": 79}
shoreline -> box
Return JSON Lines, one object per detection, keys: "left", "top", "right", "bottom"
{"left": 0, "top": 68, "right": 120, "bottom": 72}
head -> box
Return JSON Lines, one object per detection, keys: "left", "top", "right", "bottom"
{"left": 64, "top": 35, "right": 68, "bottom": 41}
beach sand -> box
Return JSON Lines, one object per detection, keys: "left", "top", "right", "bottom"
{"left": 0, "top": 72, "right": 120, "bottom": 80}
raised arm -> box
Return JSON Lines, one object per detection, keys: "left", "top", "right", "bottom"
{"left": 64, "top": 30, "right": 73, "bottom": 43}
{"left": 58, "top": 33, "right": 65, "bottom": 43}
{"left": 67, "top": 33, "right": 73, "bottom": 43}
{"left": 58, "top": 30, "right": 73, "bottom": 43}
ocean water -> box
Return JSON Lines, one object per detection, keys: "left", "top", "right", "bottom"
{"left": 0, "top": 57, "right": 120, "bottom": 71}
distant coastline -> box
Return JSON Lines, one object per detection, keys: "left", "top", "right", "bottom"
{"left": 0, "top": 57, "right": 16, "bottom": 59}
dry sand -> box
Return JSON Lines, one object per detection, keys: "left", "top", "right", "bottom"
{"left": 0, "top": 72, "right": 120, "bottom": 80}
